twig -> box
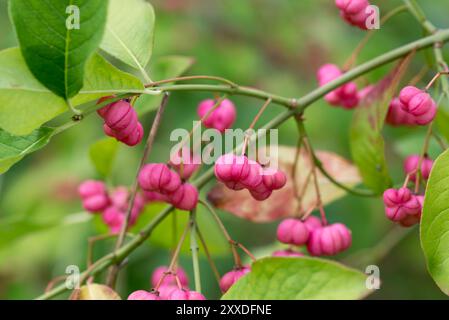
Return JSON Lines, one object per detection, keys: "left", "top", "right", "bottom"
{"left": 196, "top": 226, "right": 222, "bottom": 288}
{"left": 241, "top": 97, "right": 272, "bottom": 155}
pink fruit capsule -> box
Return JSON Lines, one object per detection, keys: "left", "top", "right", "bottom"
{"left": 307, "top": 223, "right": 352, "bottom": 256}
{"left": 219, "top": 266, "right": 250, "bottom": 293}
{"left": 276, "top": 218, "right": 309, "bottom": 246}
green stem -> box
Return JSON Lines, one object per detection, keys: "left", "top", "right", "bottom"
{"left": 189, "top": 210, "right": 201, "bottom": 293}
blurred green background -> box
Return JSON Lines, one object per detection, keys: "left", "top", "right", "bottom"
{"left": 1, "top": 0, "right": 449, "bottom": 299}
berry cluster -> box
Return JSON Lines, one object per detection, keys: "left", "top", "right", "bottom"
{"left": 214, "top": 154, "right": 287, "bottom": 201}
{"left": 317, "top": 64, "right": 359, "bottom": 109}
{"left": 382, "top": 154, "right": 433, "bottom": 227}
{"left": 138, "top": 163, "right": 199, "bottom": 211}
{"left": 197, "top": 98, "right": 237, "bottom": 133}
{"left": 386, "top": 86, "right": 437, "bottom": 126}
{"left": 78, "top": 180, "right": 146, "bottom": 234}
{"left": 97, "top": 98, "right": 144, "bottom": 146}
{"left": 127, "top": 265, "right": 205, "bottom": 300}
{"left": 276, "top": 216, "right": 352, "bottom": 256}
{"left": 335, "top": 0, "right": 373, "bottom": 30}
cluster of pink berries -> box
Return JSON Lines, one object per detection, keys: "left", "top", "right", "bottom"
{"left": 197, "top": 98, "right": 236, "bottom": 133}
{"left": 78, "top": 180, "right": 147, "bottom": 234}
{"left": 138, "top": 162, "right": 199, "bottom": 211}
{"left": 382, "top": 154, "right": 433, "bottom": 227}
{"left": 97, "top": 97, "right": 144, "bottom": 146}
{"left": 335, "top": 0, "right": 373, "bottom": 30}
{"left": 214, "top": 154, "right": 287, "bottom": 201}
{"left": 386, "top": 86, "right": 437, "bottom": 126}
{"left": 317, "top": 64, "right": 359, "bottom": 109}
{"left": 128, "top": 265, "right": 205, "bottom": 300}
{"left": 276, "top": 216, "right": 352, "bottom": 256}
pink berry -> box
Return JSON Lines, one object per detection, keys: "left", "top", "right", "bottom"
{"left": 99, "top": 99, "right": 144, "bottom": 146}
{"left": 168, "top": 183, "right": 199, "bottom": 211}
{"left": 127, "top": 290, "right": 161, "bottom": 300}
{"left": 169, "top": 289, "right": 206, "bottom": 300}
{"left": 138, "top": 163, "right": 182, "bottom": 194}
{"left": 386, "top": 98, "right": 416, "bottom": 126}
{"left": 82, "top": 194, "right": 110, "bottom": 212}
{"left": 214, "top": 154, "right": 250, "bottom": 189}
{"left": 219, "top": 266, "right": 250, "bottom": 293}
{"left": 272, "top": 249, "right": 304, "bottom": 257}
{"left": 262, "top": 167, "right": 287, "bottom": 190}
{"left": 399, "top": 86, "right": 437, "bottom": 125}
{"left": 383, "top": 188, "right": 421, "bottom": 221}
{"left": 403, "top": 155, "right": 433, "bottom": 181}
{"left": 169, "top": 146, "right": 201, "bottom": 180}
{"left": 197, "top": 99, "right": 236, "bottom": 133}
{"left": 307, "top": 223, "right": 352, "bottom": 256}
{"left": 78, "top": 180, "right": 107, "bottom": 199}
{"left": 336, "top": 0, "right": 371, "bottom": 30}
{"left": 317, "top": 64, "right": 359, "bottom": 109}
{"left": 399, "top": 195, "right": 424, "bottom": 227}
{"left": 276, "top": 218, "right": 310, "bottom": 246}
{"left": 249, "top": 182, "right": 272, "bottom": 201}
{"left": 78, "top": 180, "right": 110, "bottom": 213}
{"left": 151, "top": 266, "right": 189, "bottom": 288}
{"left": 239, "top": 160, "right": 263, "bottom": 190}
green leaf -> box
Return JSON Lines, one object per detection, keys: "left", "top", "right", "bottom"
{"left": 421, "top": 148, "right": 449, "bottom": 295}
{"left": 135, "top": 56, "right": 195, "bottom": 116}
{"left": 0, "top": 48, "right": 66, "bottom": 135}
{"left": 9, "top": 0, "right": 108, "bottom": 99}
{"left": 0, "top": 126, "right": 55, "bottom": 174}
{"left": 89, "top": 137, "right": 119, "bottom": 178}
{"left": 72, "top": 53, "right": 145, "bottom": 106}
{"left": 100, "top": 0, "right": 155, "bottom": 81}
{"left": 350, "top": 57, "right": 411, "bottom": 194}
{"left": 222, "top": 257, "right": 371, "bottom": 300}
{"left": 0, "top": 49, "right": 143, "bottom": 136}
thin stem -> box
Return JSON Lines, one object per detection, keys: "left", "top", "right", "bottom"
{"left": 145, "top": 75, "right": 238, "bottom": 88}
{"left": 198, "top": 199, "right": 242, "bottom": 267}
{"left": 241, "top": 97, "right": 272, "bottom": 155}
{"left": 189, "top": 210, "right": 201, "bottom": 292}
{"left": 425, "top": 71, "right": 449, "bottom": 91}
{"left": 155, "top": 219, "right": 190, "bottom": 290}
{"left": 196, "top": 226, "right": 222, "bottom": 288}
{"left": 107, "top": 93, "right": 170, "bottom": 287}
